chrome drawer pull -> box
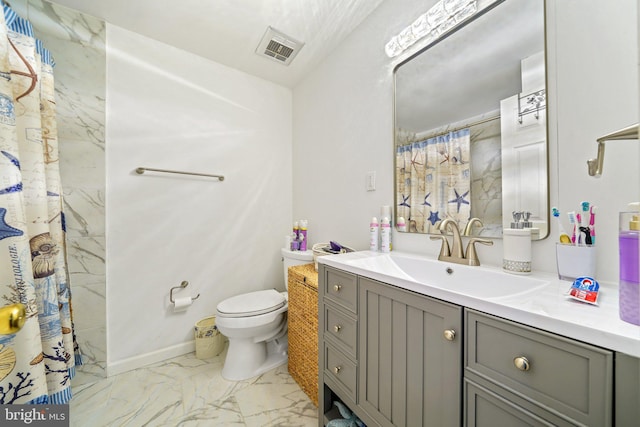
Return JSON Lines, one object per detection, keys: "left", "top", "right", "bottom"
{"left": 443, "top": 329, "right": 456, "bottom": 341}
{"left": 334, "top": 366, "right": 342, "bottom": 374}
{"left": 333, "top": 284, "right": 342, "bottom": 292}
{"left": 334, "top": 324, "right": 342, "bottom": 333}
{"left": 514, "top": 356, "right": 530, "bottom": 371}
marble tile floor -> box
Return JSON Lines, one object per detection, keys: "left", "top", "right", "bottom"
{"left": 69, "top": 347, "right": 318, "bottom": 427}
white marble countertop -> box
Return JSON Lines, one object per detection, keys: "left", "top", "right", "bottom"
{"left": 318, "top": 250, "right": 640, "bottom": 358}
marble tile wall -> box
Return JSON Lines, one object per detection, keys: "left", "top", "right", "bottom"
{"left": 11, "top": 0, "right": 107, "bottom": 380}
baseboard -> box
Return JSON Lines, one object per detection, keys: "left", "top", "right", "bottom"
{"left": 107, "top": 340, "right": 195, "bottom": 377}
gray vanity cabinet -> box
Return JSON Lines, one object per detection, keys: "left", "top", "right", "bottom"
{"left": 464, "top": 309, "right": 613, "bottom": 427}
{"left": 319, "top": 265, "right": 634, "bottom": 427}
{"left": 359, "top": 277, "right": 463, "bottom": 427}
{"left": 318, "top": 265, "right": 463, "bottom": 427}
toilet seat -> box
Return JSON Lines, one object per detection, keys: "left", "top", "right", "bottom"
{"left": 217, "top": 289, "right": 286, "bottom": 318}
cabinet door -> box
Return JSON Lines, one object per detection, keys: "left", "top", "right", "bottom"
{"left": 359, "top": 277, "right": 463, "bottom": 427}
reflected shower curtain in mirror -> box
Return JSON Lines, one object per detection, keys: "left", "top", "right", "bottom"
{"left": 396, "top": 129, "right": 471, "bottom": 233}
{"left": 0, "top": 5, "right": 80, "bottom": 404}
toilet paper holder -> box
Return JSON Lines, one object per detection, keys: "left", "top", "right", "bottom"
{"left": 170, "top": 281, "right": 200, "bottom": 303}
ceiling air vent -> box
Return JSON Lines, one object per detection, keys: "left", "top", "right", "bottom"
{"left": 256, "top": 26, "right": 304, "bottom": 66}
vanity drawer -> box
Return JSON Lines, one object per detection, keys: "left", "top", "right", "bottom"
{"left": 465, "top": 309, "right": 613, "bottom": 426}
{"left": 465, "top": 378, "right": 572, "bottom": 427}
{"left": 324, "top": 304, "right": 357, "bottom": 357}
{"left": 324, "top": 343, "right": 357, "bottom": 402}
{"left": 324, "top": 268, "right": 357, "bottom": 313}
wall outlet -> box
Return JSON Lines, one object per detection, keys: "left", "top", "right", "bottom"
{"left": 366, "top": 171, "right": 376, "bottom": 191}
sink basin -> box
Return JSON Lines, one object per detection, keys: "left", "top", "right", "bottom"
{"left": 344, "top": 252, "right": 549, "bottom": 299}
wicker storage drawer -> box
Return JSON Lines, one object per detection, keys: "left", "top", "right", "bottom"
{"left": 288, "top": 263, "right": 319, "bottom": 406}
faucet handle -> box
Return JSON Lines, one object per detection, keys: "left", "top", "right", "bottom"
{"left": 430, "top": 235, "right": 451, "bottom": 258}
{"left": 465, "top": 238, "right": 493, "bottom": 266}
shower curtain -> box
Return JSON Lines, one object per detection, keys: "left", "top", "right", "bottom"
{"left": 0, "top": 4, "right": 80, "bottom": 404}
{"left": 396, "top": 128, "right": 471, "bottom": 233}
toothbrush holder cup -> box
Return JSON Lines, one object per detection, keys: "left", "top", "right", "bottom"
{"left": 555, "top": 243, "right": 596, "bottom": 281}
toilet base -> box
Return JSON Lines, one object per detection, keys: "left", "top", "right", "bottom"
{"left": 221, "top": 335, "right": 288, "bottom": 381}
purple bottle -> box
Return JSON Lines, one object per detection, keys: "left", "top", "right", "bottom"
{"left": 619, "top": 205, "right": 640, "bottom": 325}
{"left": 299, "top": 220, "right": 308, "bottom": 251}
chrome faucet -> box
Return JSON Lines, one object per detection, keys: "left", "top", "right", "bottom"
{"left": 430, "top": 219, "right": 493, "bottom": 266}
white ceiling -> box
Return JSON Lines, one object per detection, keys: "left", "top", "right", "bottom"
{"left": 45, "top": 0, "right": 385, "bottom": 88}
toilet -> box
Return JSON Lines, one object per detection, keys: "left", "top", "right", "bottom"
{"left": 215, "top": 248, "right": 313, "bottom": 381}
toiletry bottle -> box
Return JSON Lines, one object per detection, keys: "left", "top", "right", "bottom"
{"left": 397, "top": 216, "right": 407, "bottom": 232}
{"left": 293, "top": 221, "right": 299, "bottom": 242}
{"left": 381, "top": 205, "right": 393, "bottom": 250}
{"left": 299, "top": 220, "right": 308, "bottom": 251}
{"left": 290, "top": 235, "right": 300, "bottom": 251}
{"left": 369, "top": 217, "right": 379, "bottom": 251}
{"left": 619, "top": 202, "right": 640, "bottom": 325}
{"left": 380, "top": 217, "right": 391, "bottom": 253}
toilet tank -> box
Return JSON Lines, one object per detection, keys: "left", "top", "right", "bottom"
{"left": 281, "top": 248, "right": 313, "bottom": 289}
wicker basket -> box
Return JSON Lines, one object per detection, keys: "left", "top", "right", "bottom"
{"left": 287, "top": 263, "right": 319, "bottom": 406}
{"left": 194, "top": 316, "right": 224, "bottom": 359}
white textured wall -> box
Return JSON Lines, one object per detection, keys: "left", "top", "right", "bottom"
{"left": 106, "top": 25, "right": 292, "bottom": 370}
{"left": 293, "top": 0, "right": 638, "bottom": 284}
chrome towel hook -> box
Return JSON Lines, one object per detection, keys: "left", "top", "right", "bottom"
{"left": 170, "top": 281, "right": 200, "bottom": 303}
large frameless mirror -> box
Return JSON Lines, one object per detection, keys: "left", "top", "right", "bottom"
{"left": 394, "top": 0, "right": 548, "bottom": 239}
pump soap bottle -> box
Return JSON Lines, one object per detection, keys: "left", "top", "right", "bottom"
{"left": 619, "top": 202, "right": 640, "bottom": 325}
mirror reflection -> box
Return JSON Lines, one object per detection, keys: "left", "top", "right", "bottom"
{"left": 394, "top": 0, "right": 548, "bottom": 239}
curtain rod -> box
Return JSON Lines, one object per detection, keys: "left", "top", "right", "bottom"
{"left": 421, "top": 114, "right": 501, "bottom": 140}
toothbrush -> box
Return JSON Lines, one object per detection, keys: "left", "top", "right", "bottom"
{"left": 567, "top": 211, "right": 578, "bottom": 245}
{"left": 580, "top": 201, "right": 590, "bottom": 228}
{"left": 552, "top": 207, "right": 571, "bottom": 244}
{"left": 576, "top": 213, "right": 582, "bottom": 244}
{"left": 589, "top": 206, "right": 597, "bottom": 245}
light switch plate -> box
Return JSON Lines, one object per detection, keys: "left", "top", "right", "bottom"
{"left": 366, "top": 171, "right": 376, "bottom": 191}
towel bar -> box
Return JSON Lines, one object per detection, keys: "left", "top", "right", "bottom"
{"left": 136, "top": 167, "right": 224, "bottom": 181}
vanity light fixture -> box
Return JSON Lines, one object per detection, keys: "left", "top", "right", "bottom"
{"left": 385, "top": 0, "right": 478, "bottom": 58}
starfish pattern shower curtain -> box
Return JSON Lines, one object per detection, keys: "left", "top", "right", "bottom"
{"left": 0, "top": 4, "right": 80, "bottom": 404}
{"left": 396, "top": 128, "right": 471, "bottom": 233}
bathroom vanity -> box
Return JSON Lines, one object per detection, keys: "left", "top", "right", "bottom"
{"left": 317, "top": 252, "right": 640, "bottom": 427}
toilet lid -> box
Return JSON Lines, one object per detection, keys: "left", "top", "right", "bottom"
{"left": 217, "top": 289, "right": 286, "bottom": 317}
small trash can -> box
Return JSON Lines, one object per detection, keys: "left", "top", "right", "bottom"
{"left": 195, "top": 316, "right": 224, "bottom": 359}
